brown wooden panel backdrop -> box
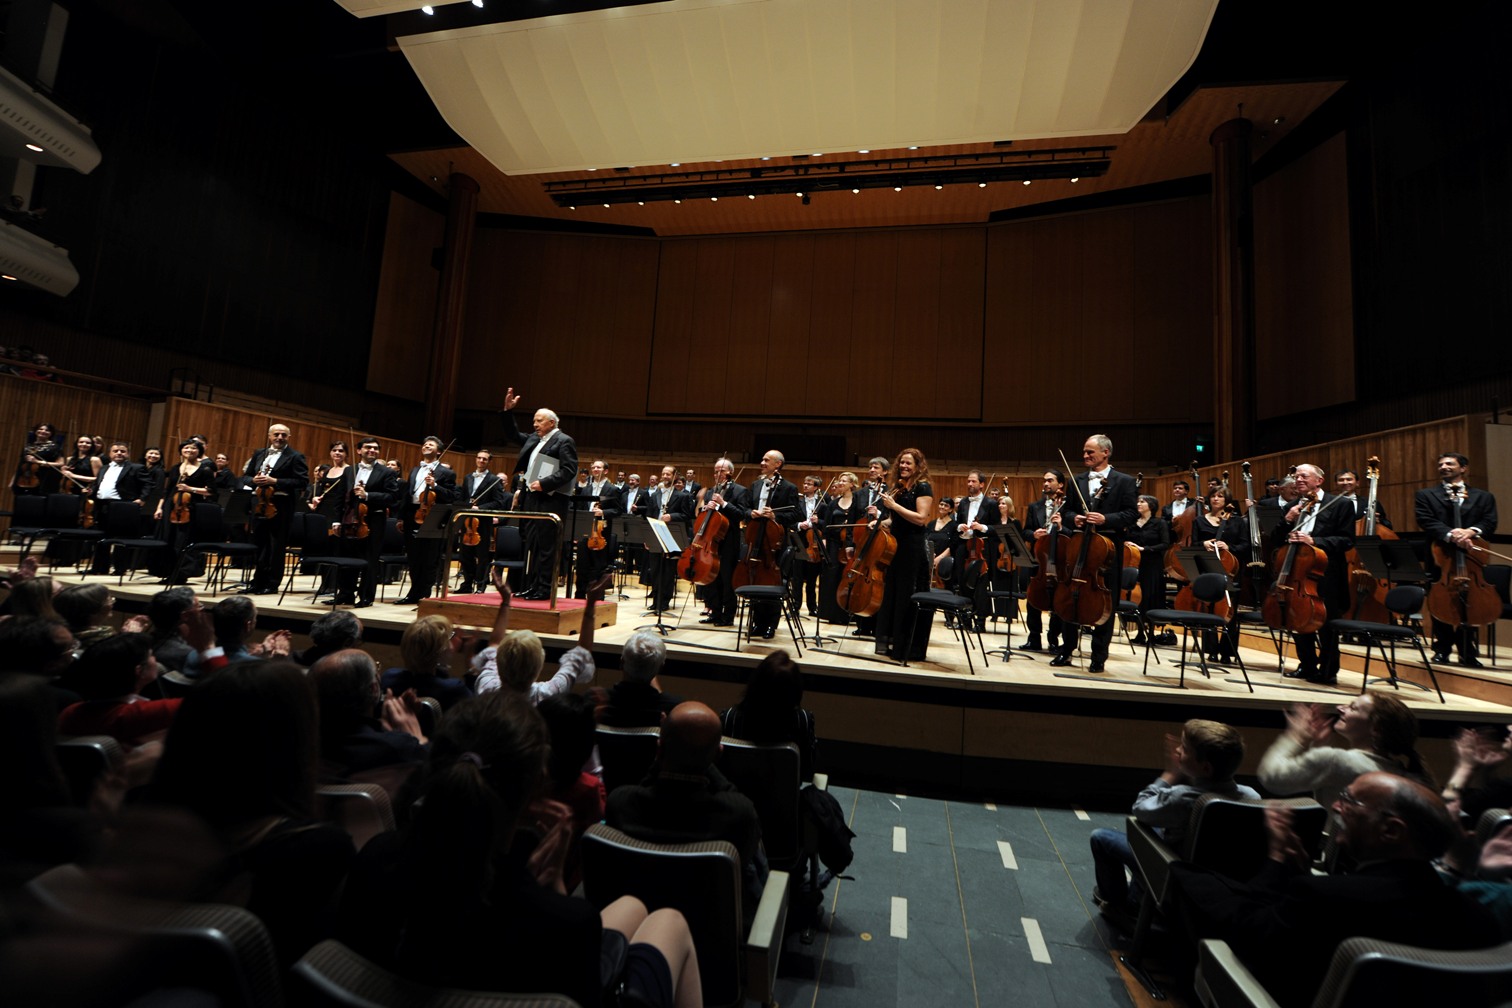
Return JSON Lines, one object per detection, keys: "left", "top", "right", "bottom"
{"left": 0, "top": 377, "right": 153, "bottom": 514}
{"left": 367, "top": 192, "right": 444, "bottom": 403}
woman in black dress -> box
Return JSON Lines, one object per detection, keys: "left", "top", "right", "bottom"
{"left": 1191, "top": 489, "right": 1247, "bottom": 660}
{"left": 154, "top": 439, "right": 216, "bottom": 584}
{"left": 1127, "top": 494, "right": 1171, "bottom": 640}
{"left": 874, "top": 448, "right": 935, "bottom": 660}
{"left": 60, "top": 435, "right": 101, "bottom": 494}
{"left": 818, "top": 472, "right": 863, "bottom": 623}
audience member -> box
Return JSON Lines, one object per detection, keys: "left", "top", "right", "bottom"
{"left": 144, "top": 660, "right": 355, "bottom": 966}
{"left": 537, "top": 691, "right": 605, "bottom": 891}
{"left": 1, "top": 575, "right": 58, "bottom": 622}
{"left": 52, "top": 584, "right": 115, "bottom": 648}
{"left": 598, "top": 630, "right": 681, "bottom": 727}
{"left": 382, "top": 614, "right": 473, "bottom": 709}
{"left": 145, "top": 587, "right": 197, "bottom": 672}
{"left": 0, "top": 618, "right": 81, "bottom": 706}
{"left": 182, "top": 596, "right": 291, "bottom": 677}
{"left": 719, "top": 650, "right": 817, "bottom": 780}
{"left": 57, "top": 633, "right": 180, "bottom": 746}
{"left": 310, "top": 648, "right": 427, "bottom": 778}
{"left": 475, "top": 569, "right": 608, "bottom": 701}
{"left": 1442, "top": 723, "right": 1512, "bottom": 825}
{"left": 294, "top": 609, "right": 363, "bottom": 668}
{"left": 338, "top": 690, "right": 702, "bottom": 1007}
{"left": 1088, "top": 719, "right": 1258, "bottom": 930}
{"left": 1171, "top": 772, "right": 1498, "bottom": 1008}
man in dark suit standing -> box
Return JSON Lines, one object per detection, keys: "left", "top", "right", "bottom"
{"left": 1019, "top": 469, "right": 1067, "bottom": 653}
{"left": 395, "top": 435, "right": 457, "bottom": 604}
{"left": 335, "top": 437, "right": 402, "bottom": 608}
{"left": 241, "top": 423, "right": 308, "bottom": 594}
{"left": 1160, "top": 480, "right": 1194, "bottom": 523}
{"left": 1053, "top": 435, "right": 1138, "bottom": 673}
{"left": 641, "top": 465, "right": 694, "bottom": 612}
{"left": 731, "top": 450, "right": 799, "bottom": 639}
{"left": 457, "top": 449, "right": 506, "bottom": 594}
{"left": 1273, "top": 463, "right": 1354, "bottom": 685}
{"left": 574, "top": 459, "right": 622, "bottom": 597}
{"left": 500, "top": 388, "right": 579, "bottom": 601}
{"left": 1415, "top": 451, "right": 1499, "bottom": 667}
{"left": 693, "top": 457, "right": 749, "bottom": 627}
{"left": 88, "top": 441, "right": 151, "bottom": 574}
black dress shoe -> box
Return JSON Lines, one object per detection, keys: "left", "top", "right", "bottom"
{"left": 851, "top": 628, "right": 873, "bottom": 638}
{"left": 699, "top": 616, "right": 717, "bottom": 624}
{"left": 1017, "top": 637, "right": 1043, "bottom": 652}
{"left": 1048, "top": 654, "right": 1072, "bottom": 667}
{"left": 1305, "top": 673, "right": 1338, "bottom": 686}
{"left": 333, "top": 596, "right": 356, "bottom": 606}
{"left": 1282, "top": 668, "right": 1311, "bottom": 679}
{"left": 712, "top": 618, "right": 734, "bottom": 627}
{"left": 1088, "top": 662, "right": 1105, "bottom": 673}
{"left": 354, "top": 600, "right": 372, "bottom": 608}
{"left": 1460, "top": 656, "right": 1485, "bottom": 669}
{"left": 762, "top": 629, "right": 776, "bottom": 640}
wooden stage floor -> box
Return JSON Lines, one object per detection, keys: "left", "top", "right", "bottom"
{"left": 47, "top": 560, "right": 1512, "bottom": 806}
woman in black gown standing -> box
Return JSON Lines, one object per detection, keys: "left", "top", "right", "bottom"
{"left": 874, "top": 448, "right": 934, "bottom": 661}
{"left": 818, "top": 472, "right": 863, "bottom": 624}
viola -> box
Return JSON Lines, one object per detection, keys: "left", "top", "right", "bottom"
{"left": 837, "top": 481, "right": 897, "bottom": 616}
{"left": 1426, "top": 485, "right": 1501, "bottom": 629}
{"left": 678, "top": 481, "right": 731, "bottom": 586}
{"left": 733, "top": 473, "right": 785, "bottom": 589}
{"left": 1052, "top": 484, "right": 1113, "bottom": 628}
{"left": 995, "top": 483, "right": 1018, "bottom": 572}
{"left": 1261, "top": 497, "right": 1330, "bottom": 634}
{"left": 346, "top": 500, "right": 370, "bottom": 539}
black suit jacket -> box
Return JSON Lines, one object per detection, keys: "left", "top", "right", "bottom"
{"left": 1061, "top": 470, "right": 1139, "bottom": 545}
{"left": 462, "top": 470, "right": 507, "bottom": 511}
{"left": 622, "top": 485, "right": 649, "bottom": 516}
{"left": 243, "top": 446, "right": 310, "bottom": 498}
{"left": 954, "top": 495, "right": 998, "bottom": 542}
{"left": 576, "top": 479, "right": 622, "bottom": 518}
{"left": 1160, "top": 498, "right": 1197, "bottom": 523}
{"left": 90, "top": 461, "right": 150, "bottom": 503}
{"left": 735, "top": 477, "right": 800, "bottom": 530}
{"left": 1270, "top": 491, "right": 1355, "bottom": 607}
{"left": 648, "top": 485, "right": 694, "bottom": 526}
{"left": 400, "top": 463, "right": 458, "bottom": 523}
{"left": 501, "top": 417, "right": 579, "bottom": 497}
{"left": 1415, "top": 483, "right": 1498, "bottom": 543}
{"left": 342, "top": 463, "right": 403, "bottom": 529}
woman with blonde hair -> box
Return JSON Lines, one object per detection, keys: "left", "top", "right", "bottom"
{"left": 381, "top": 614, "right": 473, "bottom": 710}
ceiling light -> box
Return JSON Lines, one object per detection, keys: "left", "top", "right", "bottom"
{"left": 603, "top": 204, "right": 610, "bottom": 208}
{"left": 1070, "top": 177, "right": 1079, "bottom": 183}
{"left": 908, "top": 146, "right": 919, "bottom": 150}
{"left": 421, "top": 4, "right": 433, "bottom": 12}
{"left": 851, "top": 189, "right": 859, "bottom": 194}
{"left": 1, "top": 275, "right": 14, "bottom": 281}
{"left": 978, "top": 183, "right": 986, "bottom": 188}
{"left": 670, "top": 162, "right": 680, "bottom": 167}
{"left": 796, "top": 192, "right": 803, "bottom": 198}
{"left": 894, "top": 187, "right": 902, "bottom": 192}
{"left": 747, "top": 194, "right": 755, "bottom": 200}
{"left": 760, "top": 156, "right": 771, "bottom": 161}
{"left": 587, "top": 167, "right": 596, "bottom": 171}
{"left": 24, "top": 143, "right": 43, "bottom": 153}
{"left": 1023, "top": 179, "right": 1032, "bottom": 185}
{"left": 674, "top": 199, "right": 682, "bottom": 204}
{"left": 858, "top": 149, "right": 869, "bottom": 154}
{"left": 710, "top": 197, "right": 717, "bottom": 202}
{"left": 934, "top": 185, "right": 943, "bottom": 190}
{"left": 472, "top": 0, "right": 483, "bottom": 6}
{"left": 637, "top": 201, "right": 645, "bottom": 206}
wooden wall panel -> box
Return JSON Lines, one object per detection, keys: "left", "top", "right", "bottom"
{"left": 368, "top": 193, "right": 444, "bottom": 402}
{"left": 846, "top": 234, "right": 894, "bottom": 413}
{"left": 768, "top": 237, "right": 820, "bottom": 412}
{"left": 1131, "top": 200, "right": 1214, "bottom": 423}
{"left": 936, "top": 229, "right": 989, "bottom": 419}
{"left": 687, "top": 240, "right": 740, "bottom": 414}
{"left": 729, "top": 240, "right": 776, "bottom": 412}
{"left": 891, "top": 232, "right": 941, "bottom": 416}
{"left": 650, "top": 240, "right": 702, "bottom": 415}
{"left": 1254, "top": 132, "right": 1354, "bottom": 420}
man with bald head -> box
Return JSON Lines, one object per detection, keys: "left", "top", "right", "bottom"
{"left": 1172, "top": 772, "right": 1497, "bottom": 1007}
{"left": 604, "top": 700, "right": 762, "bottom": 886}
{"left": 500, "top": 386, "right": 579, "bottom": 601}
{"left": 1270, "top": 462, "right": 1355, "bottom": 685}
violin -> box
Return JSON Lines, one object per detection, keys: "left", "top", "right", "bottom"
{"left": 733, "top": 472, "right": 785, "bottom": 589}
{"left": 586, "top": 516, "right": 606, "bottom": 551}
{"left": 678, "top": 479, "right": 732, "bottom": 586}
{"left": 170, "top": 488, "right": 193, "bottom": 525}
{"left": 995, "top": 479, "right": 1017, "bottom": 572}
{"left": 463, "top": 515, "right": 482, "bottom": 547}
{"left": 254, "top": 462, "right": 278, "bottom": 518}
{"left": 1025, "top": 491, "right": 1067, "bottom": 613}
{"left": 1261, "top": 496, "right": 1330, "bottom": 634}
{"left": 836, "top": 480, "right": 897, "bottom": 616}
{"left": 1052, "top": 483, "right": 1114, "bottom": 628}
{"left": 17, "top": 437, "right": 54, "bottom": 489}
{"left": 1121, "top": 471, "right": 1145, "bottom": 571}
{"left": 1346, "top": 456, "right": 1398, "bottom": 622}
{"left": 80, "top": 498, "right": 95, "bottom": 529}
{"left": 1426, "top": 484, "right": 1501, "bottom": 629}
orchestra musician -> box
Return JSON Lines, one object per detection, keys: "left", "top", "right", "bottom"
{"left": 1190, "top": 487, "right": 1245, "bottom": 660}
{"left": 951, "top": 470, "right": 996, "bottom": 611}
{"left": 1415, "top": 452, "right": 1499, "bottom": 667}
{"left": 61, "top": 435, "right": 101, "bottom": 493}
{"left": 394, "top": 435, "right": 458, "bottom": 605}
{"left": 139, "top": 447, "right": 166, "bottom": 518}
{"left": 850, "top": 456, "right": 891, "bottom": 639}
{"left": 12, "top": 422, "right": 61, "bottom": 496}
{"left": 641, "top": 465, "right": 693, "bottom": 613}
{"left": 154, "top": 439, "right": 216, "bottom": 585}
{"left": 308, "top": 443, "right": 351, "bottom": 524}
{"left": 1274, "top": 463, "right": 1355, "bottom": 686}
{"left": 335, "top": 437, "right": 403, "bottom": 608}
{"left": 459, "top": 450, "right": 506, "bottom": 595}
{"left": 210, "top": 452, "right": 238, "bottom": 492}
{"left": 499, "top": 388, "right": 579, "bottom": 601}
{"left": 88, "top": 441, "right": 150, "bottom": 576}
{"left": 1127, "top": 493, "right": 1171, "bottom": 637}
{"left": 1160, "top": 481, "right": 1193, "bottom": 523}
{"left": 1334, "top": 469, "right": 1392, "bottom": 529}
{"left": 736, "top": 450, "right": 799, "bottom": 639}
{"left": 684, "top": 469, "right": 701, "bottom": 498}
{"left": 818, "top": 472, "right": 863, "bottom": 624}
{"left": 241, "top": 424, "right": 308, "bottom": 595}
{"left": 791, "top": 475, "right": 827, "bottom": 617}
{"left": 926, "top": 497, "right": 956, "bottom": 586}
{"left": 873, "top": 448, "right": 934, "bottom": 660}
{"left": 574, "top": 459, "right": 622, "bottom": 598}
{"left": 1020, "top": 470, "right": 1067, "bottom": 654}
{"left": 695, "top": 457, "right": 749, "bottom": 627}
{"left": 1053, "top": 436, "right": 1138, "bottom": 674}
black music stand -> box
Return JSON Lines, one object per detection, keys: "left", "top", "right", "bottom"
{"left": 1168, "top": 549, "right": 1239, "bottom": 672}
{"left": 627, "top": 517, "right": 685, "bottom": 636}
{"left": 561, "top": 496, "right": 600, "bottom": 599}
{"left": 219, "top": 492, "right": 256, "bottom": 591}
{"left": 985, "top": 523, "right": 1036, "bottom": 663}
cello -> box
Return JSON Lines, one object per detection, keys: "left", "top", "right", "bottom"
{"left": 837, "top": 480, "right": 897, "bottom": 617}
{"left": 733, "top": 472, "right": 785, "bottom": 589}
{"left": 1053, "top": 482, "right": 1114, "bottom": 629}
{"left": 1165, "top": 461, "right": 1204, "bottom": 586}
{"left": 1426, "top": 484, "right": 1501, "bottom": 631}
{"left": 1025, "top": 490, "right": 1067, "bottom": 613}
{"left": 678, "top": 475, "right": 732, "bottom": 586}
{"left": 1261, "top": 495, "right": 1335, "bottom": 634}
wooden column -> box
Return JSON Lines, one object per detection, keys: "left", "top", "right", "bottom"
{"left": 424, "top": 173, "right": 479, "bottom": 439}
{"left": 1210, "top": 118, "right": 1255, "bottom": 462}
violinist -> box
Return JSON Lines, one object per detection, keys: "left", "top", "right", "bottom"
{"left": 1415, "top": 452, "right": 1499, "bottom": 667}
{"left": 153, "top": 439, "right": 215, "bottom": 585}
{"left": 240, "top": 424, "right": 308, "bottom": 595}
{"left": 61, "top": 435, "right": 101, "bottom": 493}
{"left": 12, "top": 421, "right": 61, "bottom": 496}
{"left": 1189, "top": 488, "right": 1242, "bottom": 660}
{"left": 459, "top": 450, "right": 505, "bottom": 595}
{"left": 1053, "top": 436, "right": 1138, "bottom": 673}
{"left": 818, "top": 472, "right": 863, "bottom": 624}
{"left": 1334, "top": 470, "right": 1392, "bottom": 529}
{"left": 1127, "top": 494, "right": 1171, "bottom": 635}
{"left": 210, "top": 453, "right": 238, "bottom": 493}
{"left": 335, "top": 438, "right": 402, "bottom": 608}
{"left": 873, "top": 448, "right": 934, "bottom": 660}
{"left": 499, "top": 388, "right": 578, "bottom": 601}
{"left": 86, "top": 442, "right": 150, "bottom": 576}
{"left": 695, "top": 458, "right": 749, "bottom": 626}
{"left": 684, "top": 469, "right": 702, "bottom": 497}
{"left": 951, "top": 471, "right": 996, "bottom": 601}
{"left": 736, "top": 450, "right": 799, "bottom": 639}
{"left": 791, "top": 475, "right": 827, "bottom": 617}
{"left": 1019, "top": 470, "right": 1067, "bottom": 654}
{"left": 573, "top": 459, "right": 621, "bottom": 598}
{"left": 395, "top": 435, "right": 458, "bottom": 605}
{"left": 1274, "top": 463, "right": 1354, "bottom": 685}
{"left": 309, "top": 443, "right": 351, "bottom": 525}
{"left": 850, "top": 457, "right": 891, "bottom": 639}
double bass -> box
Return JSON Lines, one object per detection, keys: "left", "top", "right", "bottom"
{"left": 1345, "top": 457, "right": 1398, "bottom": 622}
{"left": 1025, "top": 491, "right": 1067, "bottom": 613}
{"left": 837, "top": 481, "right": 897, "bottom": 617}
{"left": 733, "top": 472, "right": 785, "bottom": 589}
{"left": 1239, "top": 462, "right": 1268, "bottom": 605}
{"left": 1426, "top": 484, "right": 1501, "bottom": 630}
{"left": 1165, "top": 461, "right": 1204, "bottom": 585}
{"left": 1053, "top": 483, "right": 1114, "bottom": 628}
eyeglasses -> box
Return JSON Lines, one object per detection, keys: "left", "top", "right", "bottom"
{"left": 1336, "top": 787, "right": 1371, "bottom": 810}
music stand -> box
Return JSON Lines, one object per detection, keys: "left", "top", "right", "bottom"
{"left": 985, "top": 523, "right": 1036, "bottom": 663}
{"left": 1168, "top": 549, "right": 1237, "bottom": 672}
{"left": 561, "top": 496, "right": 600, "bottom": 599}
{"left": 626, "top": 517, "right": 684, "bottom": 636}
{"left": 219, "top": 492, "right": 256, "bottom": 590}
